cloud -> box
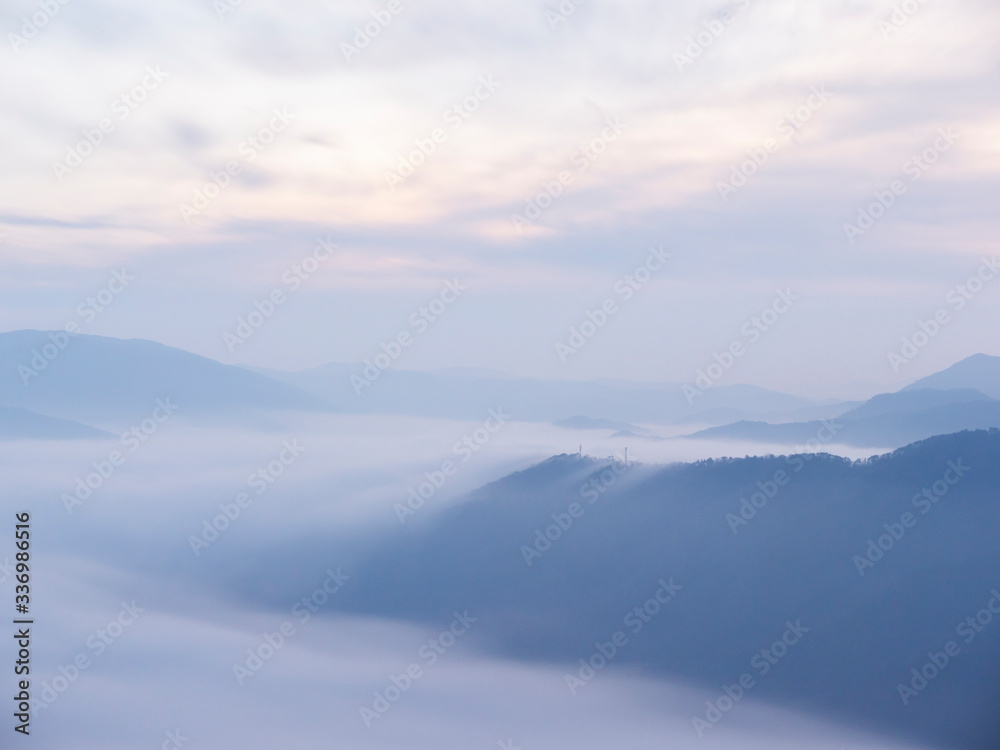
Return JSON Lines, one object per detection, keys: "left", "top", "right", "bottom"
{"left": 2, "top": 0, "right": 999, "bottom": 388}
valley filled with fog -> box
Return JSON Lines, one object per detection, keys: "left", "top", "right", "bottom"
{"left": 2, "top": 409, "right": 989, "bottom": 749}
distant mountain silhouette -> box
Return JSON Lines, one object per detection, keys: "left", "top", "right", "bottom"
{"left": 841, "top": 387, "right": 993, "bottom": 419}
{"left": 904, "top": 354, "right": 1000, "bottom": 398}
{"left": 553, "top": 415, "right": 654, "bottom": 433}
{"left": 3, "top": 332, "right": 994, "bottom": 448}
{"left": 686, "top": 380, "right": 1000, "bottom": 449}
{"left": 257, "top": 363, "right": 848, "bottom": 425}
{"left": 0, "top": 331, "right": 330, "bottom": 426}
{"left": 0, "top": 406, "right": 112, "bottom": 440}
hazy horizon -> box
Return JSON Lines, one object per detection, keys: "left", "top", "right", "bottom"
{"left": 2, "top": 325, "right": 993, "bottom": 403}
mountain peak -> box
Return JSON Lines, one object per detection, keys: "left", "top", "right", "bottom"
{"left": 903, "top": 353, "right": 1000, "bottom": 399}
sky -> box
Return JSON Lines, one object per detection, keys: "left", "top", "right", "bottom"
{"left": 2, "top": 0, "right": 999, "bottom": 397}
